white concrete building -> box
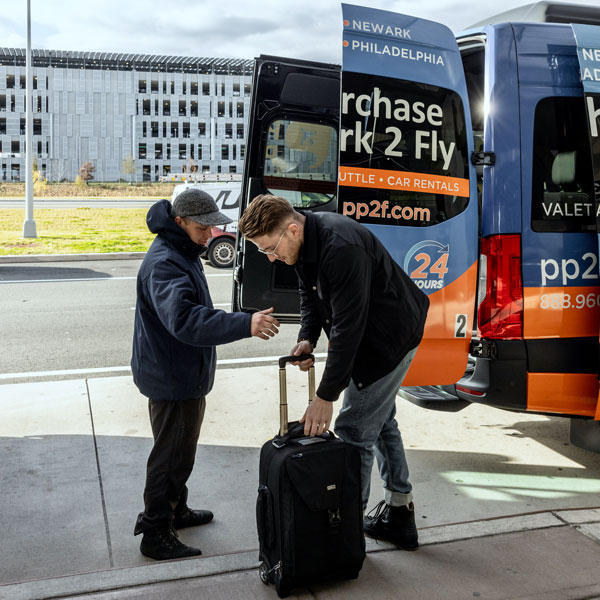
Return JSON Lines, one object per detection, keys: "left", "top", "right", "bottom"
{"left": 0, "top": 49, "right": 252, "bottom": 182}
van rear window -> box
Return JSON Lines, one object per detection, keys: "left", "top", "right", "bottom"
{"left": 339, "top": 72, "right": 470, "bottom": 227}
{"left": 531, "top": 97, "right": 595, "bottom": 233}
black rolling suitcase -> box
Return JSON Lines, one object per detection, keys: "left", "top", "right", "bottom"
{"left": 256, "top": 355, "right": 366, "bottom": 598}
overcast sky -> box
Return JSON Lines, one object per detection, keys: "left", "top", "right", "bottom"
{"left": 1, "top": 0, "right": 595, "bottom": 63}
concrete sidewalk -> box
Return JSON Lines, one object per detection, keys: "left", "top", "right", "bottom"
{"left": 1, "top": 366, "right": 600, "bottom": 599}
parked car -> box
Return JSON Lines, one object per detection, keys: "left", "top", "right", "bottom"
{"left": 171, "top": 181, "right": 241, "bottom": 269}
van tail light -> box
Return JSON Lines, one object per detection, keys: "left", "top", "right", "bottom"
{"left": 478, "top": 234, "right": 523, "bottom": 339}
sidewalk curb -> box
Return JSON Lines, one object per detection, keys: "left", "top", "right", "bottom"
{"left": 4, "top": 510, "right": 595, "bottom": 600}
{"left": 0, "top": 252, "right": 146, "bottom": 263}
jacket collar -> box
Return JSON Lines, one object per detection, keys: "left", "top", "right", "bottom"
{"left": 298, "top": 210, "right": 319, "bottom": 266}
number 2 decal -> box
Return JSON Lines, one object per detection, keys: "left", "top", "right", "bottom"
{"left": 455, "top": 314, "right": 467, "bottom": 338}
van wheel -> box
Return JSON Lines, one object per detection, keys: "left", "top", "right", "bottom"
{"left": 208, "top": 238, "right": 235, "bottom": 269}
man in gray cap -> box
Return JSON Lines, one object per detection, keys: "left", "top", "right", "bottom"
{"left": 131, "top": 189, "right": 279, "bottom": 560}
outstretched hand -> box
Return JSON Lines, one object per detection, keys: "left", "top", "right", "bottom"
{"left": 250, "top": 307, "right": 280, "bottom": 340}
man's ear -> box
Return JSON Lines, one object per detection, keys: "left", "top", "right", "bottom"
{"left": 174, "top": 216, "right": 183, "bottom": 226}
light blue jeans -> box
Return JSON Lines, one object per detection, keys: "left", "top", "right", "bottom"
{"left": 334, "top": 347, "right": 418, "bottom": 510}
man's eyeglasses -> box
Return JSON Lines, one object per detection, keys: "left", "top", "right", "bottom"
{"left": 257, "top": 228, "right": 287, "bottom": 257}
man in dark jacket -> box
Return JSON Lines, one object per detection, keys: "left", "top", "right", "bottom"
{"left": 131, "top": 189, "right": 279, "bottom": 560}
{"left": 239, "top": 194, "right": 429, "bottom": 550}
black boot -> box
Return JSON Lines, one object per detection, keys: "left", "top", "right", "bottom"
{"left": 134, "top": 514, "right": 202, "bottom": 560}
{"left": 173, "top": 507, "right": 214, "bottom": 529}
{"left": 363, "top": 500, "right": 419, "bottom": 550}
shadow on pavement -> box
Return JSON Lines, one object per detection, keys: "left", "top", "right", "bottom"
{"left": 2, "top": 432, "right": 600, "bottom": 586}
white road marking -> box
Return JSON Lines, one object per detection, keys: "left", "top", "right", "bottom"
{"left": 0, "top": 272, "right": 230, "bottom": 284}
{"left": 0, "top": 354, "right": 327, "bottom": 380}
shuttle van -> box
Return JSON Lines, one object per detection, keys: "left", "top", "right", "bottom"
{"left": 232, "top": 2, "right": 600, "bottom": 451}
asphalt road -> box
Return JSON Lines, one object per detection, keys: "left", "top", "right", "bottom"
{"left": 0, "top": 258, "right": 304, "bottom": 384}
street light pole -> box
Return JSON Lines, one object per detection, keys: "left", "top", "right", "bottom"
{"left": 23, "top": 0, "right": 37, "bottom": 238}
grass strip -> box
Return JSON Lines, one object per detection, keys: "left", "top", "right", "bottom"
{"left": 0, "top": 208, "right": 155, "bottom": 255}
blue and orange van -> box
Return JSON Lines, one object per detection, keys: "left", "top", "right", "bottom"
{"left": 232, "top": 2, "right": 600, "bottom": 451}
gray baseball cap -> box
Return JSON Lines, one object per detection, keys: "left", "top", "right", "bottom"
{"left": 172, "top": 188, "right": 232, "bottom": 226}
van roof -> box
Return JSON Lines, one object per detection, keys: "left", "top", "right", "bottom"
{"left": 467, "top": 1, "right": 600, "bottom": 28}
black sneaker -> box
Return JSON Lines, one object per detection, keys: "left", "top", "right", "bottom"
{"left": 139, "top": 526, "right": 203, "bottom": 560}
{"left": 173, "top": 508, "right": 214, "bottom": 529}
{"left": 363, "top": 500, "right": 419, "bottom": 550}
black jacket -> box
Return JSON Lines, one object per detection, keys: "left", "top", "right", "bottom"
{"left": 131, "top": 200, "right": 252, "bottom": 401}
{"left": 296, "top": 211, "right": 429, "bottom": 402}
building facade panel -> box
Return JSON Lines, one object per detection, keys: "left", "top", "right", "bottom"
{"left": 0, "top": 48, "right": 252, "bottom": 181}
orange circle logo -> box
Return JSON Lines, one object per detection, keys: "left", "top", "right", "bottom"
{"left": 343, "top": 19, "right": 349, "bottom": 26}
{"left": 343, "top": 40, "right": 349, "bottom": 47}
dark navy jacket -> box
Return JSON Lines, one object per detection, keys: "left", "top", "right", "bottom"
{"left": 296, "top": 211, "right": 430, "bottom": 402}
{"left": 131, "top": 200, "right": 251, "bottom": 401}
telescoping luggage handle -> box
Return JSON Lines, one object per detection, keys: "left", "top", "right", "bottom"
{"left": 278, "top": 354, "right": 315, "bottom": 436}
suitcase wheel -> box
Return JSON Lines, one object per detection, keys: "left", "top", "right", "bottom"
{"left": 259, "top": 562, "right": 270, "bottom": 585}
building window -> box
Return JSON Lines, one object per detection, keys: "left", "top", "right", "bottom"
{"left": 219, "top": 83, "right": 225, "bottom": 96}
{"left": 11, "top": 140, "right": 20, "bottom": 154}
{"left": 179, "top": 143, "right": 186, "bottom": 159}
{"left": 198, "top": 145, "right": 203, "bottom": 160}
{"left": 143, "top": 99, "right": 150, "bottom": 115}
{"left": 170, "top": 123, "right": 178, "bottom": 137}
{"left": 139, "top": 79, "right": 147, "bottom": 93}
{"left": 191, "top": 82, "right": 198, "bottom": 95}
{"left": 34, "top": 118, "right": 42, "bottom": 135}
{"left": 155, "top": 143, "right": 163, "bottom": 159}
{"left": 179, "top": 100, "right": 186, "bottom": 116}
{"left": 0, "top": 118, "right": 6, "bottom": 134}
{"left": 182, "top": 122, "right": 190, "bottom": 138}
{"left": 217, "top": 101, "right": 225, "bottom": 117}
{"left": 19, "top": 75, "right": 25, "bottom": 89}
{"left": 166, "top": 143, "right": 171, "bottom": 159}
{"left": 190, "top": 100, "right": 198, "bottom": 116}
{"left": 163, "top": 80, "right": 167, "bottom": 94}
{"left": 233, "top": 83, "right": 240, "bottom": 96}
{"left": 240, "top": 144, "right": 245, "bottom": 158}
{"left": 237, "top": 102, "right": 244, "bottom": 118}
{"left": 19, "top": 118, "right": 25, "bottom": 135}
{"left": 154, "top": 98, "right": 158, "bottom": 115}
{"left": 244, "top": 83, "right": 251, "bottom": 96}
{"left": 236, "top": 124, "right": 244, "bottom": 139}
{"left": 151, "top": 121, "right": 159, "bottom": 138}
{"left": 198, "top": 122, "right": 206, "bottom": 136}
{"left": 202, "top": 82, "right": 210, "bottom": 95}
{"left": 138, "top": 143, "right": 147, "bottom": 159}
{"left": 6, "top": 75, "right": 15, "bottom": 89}
{"left": 151, "top": 80, "right": 158, "bottom": 93}
{"left": 221, "top": 144, "right": 229, "bottom": 160}
{"left": 183, "top": 81, "right": 187, "bottom": 95}
{"left": 225, "top": 123, "right": 232, "bottom": 139}
{"left": 163, "top": 100, "right": 170, "bottom": 116}
{"left": 0, "top": 95, "right": 5, "bottom": 111}
{"left": 142, "top": 121, "right": 147, "bottom": 137}
{"left": 229, "top": 165, "right": 237, "bottom": 173}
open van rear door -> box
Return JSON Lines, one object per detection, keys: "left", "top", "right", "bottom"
{"left": 338, "top": 5, "right": 479, "bottom": 385}
{"left": 232, "top": 55, "right": 340, "bottom": 321}
{"left": 233, "top": 7, "right": 478, "bottom": 385}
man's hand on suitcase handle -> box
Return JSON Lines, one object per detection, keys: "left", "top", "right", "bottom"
{"left": 251, "top": 307, "right": 280, "bottom": 340}
{"left": 300, "top": 396, "right": 333, "bottom": 437}
{"left": 290, "top": 340, "right": 314, "bottom": 371}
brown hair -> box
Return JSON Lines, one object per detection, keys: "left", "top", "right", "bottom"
{"left": 238, "top": 194, "right": 298, "bottom": 239}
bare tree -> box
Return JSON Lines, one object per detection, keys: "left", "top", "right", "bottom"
{"left": 78, "top": 162, "right": 95, "bottom": 185}
{"left": 122, "top": 155, "right": 136, "bottom": 184}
